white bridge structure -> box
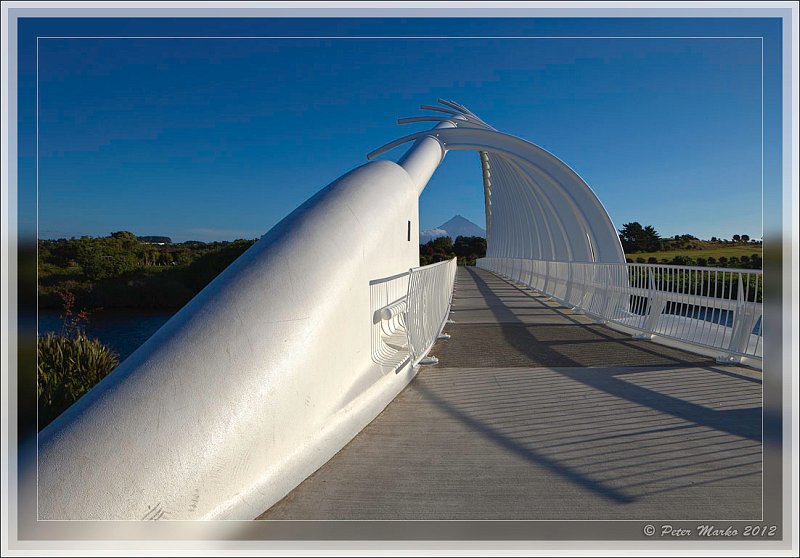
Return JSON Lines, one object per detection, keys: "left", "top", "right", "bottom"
{"left": 37, "top": 101, "right": 763, "bottom": 520}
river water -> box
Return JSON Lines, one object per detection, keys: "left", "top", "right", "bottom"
{"left": 37, "top": 309, "right": 175, "bottom": 362}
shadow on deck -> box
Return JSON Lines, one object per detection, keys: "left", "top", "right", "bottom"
{"left": 258, "top": 267, "right": 762, "bottom": 520}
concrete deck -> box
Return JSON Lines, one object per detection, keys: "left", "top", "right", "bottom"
{"left": 258, "top": 266, "right": 762, "bottom": 520}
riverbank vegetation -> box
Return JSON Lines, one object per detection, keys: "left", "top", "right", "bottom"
{"left": 38, "top": 232, "right": 257, "bottom": 309}
{"left": 37, "top": 291, "right": 119, "bottom": 429}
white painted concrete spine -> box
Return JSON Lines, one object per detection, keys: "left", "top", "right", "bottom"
{"left": 38, "top": 159, "right": 425, "bottom": 520}
{"left": 397, "top": 121, "right": 455, "bottom": 194}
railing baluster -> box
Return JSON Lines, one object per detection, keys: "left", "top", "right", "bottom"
{"left": 475, "top": 256, "right": 762, "bottom": 364}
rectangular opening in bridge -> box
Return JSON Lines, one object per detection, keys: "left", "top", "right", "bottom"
{"left": 407, "top": 220, "right": 411, "bottom": 242}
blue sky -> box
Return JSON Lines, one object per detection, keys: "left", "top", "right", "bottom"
{"left": 18, "top": 17, "right": 781, "bottom": 243}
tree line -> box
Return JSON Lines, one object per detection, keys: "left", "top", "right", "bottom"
{"left": 38, "top": 232, "right": 257, "bottom": 309}
{"left": 38, "top": 232, "right": 492, "bottom": 310}
{"left": 419, "top": 235, "right": 487, "bottom": 267}
{"left": 38, "top": 223, "right": 760, "bottom": 312}
{"left": 618, "top": 222, "right": 762, "bottom": 269}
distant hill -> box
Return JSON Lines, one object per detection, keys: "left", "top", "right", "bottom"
{"left": 420, "top": 215, "right": 486, "bottom": 242}
{"left": 137, "top": 235, "right": 172, "bottom": 244}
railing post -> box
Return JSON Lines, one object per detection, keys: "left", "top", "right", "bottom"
{"left": 719, "top": 273, "right": 759, "bottom": 363}
{"left": 635, "top": 267, "right": 667, "bottom": 340}
{"left": 601, "top": 265, "right": 620, "bottom": 321}
{"left": 526, "top": 259, "right": 534, "bottom": 288}
{"left": 580, "top": 263, "right": 595, "bottom": 315}
{"left": 565, "top": 261, "right": 574, "bottom": 307}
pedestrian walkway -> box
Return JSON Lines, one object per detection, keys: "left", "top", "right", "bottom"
{"left": 258, "top": 266, "right": 762, "bottom": 520}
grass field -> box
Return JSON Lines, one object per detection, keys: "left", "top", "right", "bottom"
{"left": 628, "top": 244, "right": 762, "bottom": 262}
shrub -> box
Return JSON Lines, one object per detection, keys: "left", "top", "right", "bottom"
{"left": 671, "top": 255, "right": 694, "bottom": 266}
{"left": 647, "top": 257, "right": 658, "bottom": 264}
{"left": 37, "top": 332, "right": 119, "bottom": 429}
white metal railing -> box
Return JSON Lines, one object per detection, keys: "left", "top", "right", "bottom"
{"left": 371, "top": 258, "right": 457, "bottom": 369}
{"left": 406, "top": 258, "right": 457, "bottom": 365}
{"left": 477, "top": 257, "right": 763, "bottom": 364}
{"left": 369, "top": 270, "right": 411, "bottom": 370}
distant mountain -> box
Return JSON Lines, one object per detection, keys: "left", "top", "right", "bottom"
{"left": 420, "top": 215, "right": 486, "bottom": 243}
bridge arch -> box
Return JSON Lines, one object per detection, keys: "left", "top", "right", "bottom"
{"left": 369, "top": 102, "right": 626, "bottom": 265}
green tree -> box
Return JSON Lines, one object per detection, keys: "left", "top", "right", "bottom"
{"left": 732, "top": 234, "right": 741, "bottom": 243}
{"left": 453, "top": 236, "right": 487, "bottom": 265}
{"left": 619, "top": 222, "right": 661, "bottom": 253}
{"left": 110, "top": 231, "right": 138, "bottom": 241}
{"left": 642, "top": 225, "right": 661, "bottom": 252}
{"left": 76, "top": 236, "right": 138, "bottom": 281}
{"left": 419, "top": 236, "right": 456, "bottom": 263}
{"left": 431, "top": 236, "right": 453, "bottom": 253}
{"left": 619, "top": 222, "right": 645, "bottom": 252}
{"left": 741, "top": 234, "right": 750, "bottom": 243}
